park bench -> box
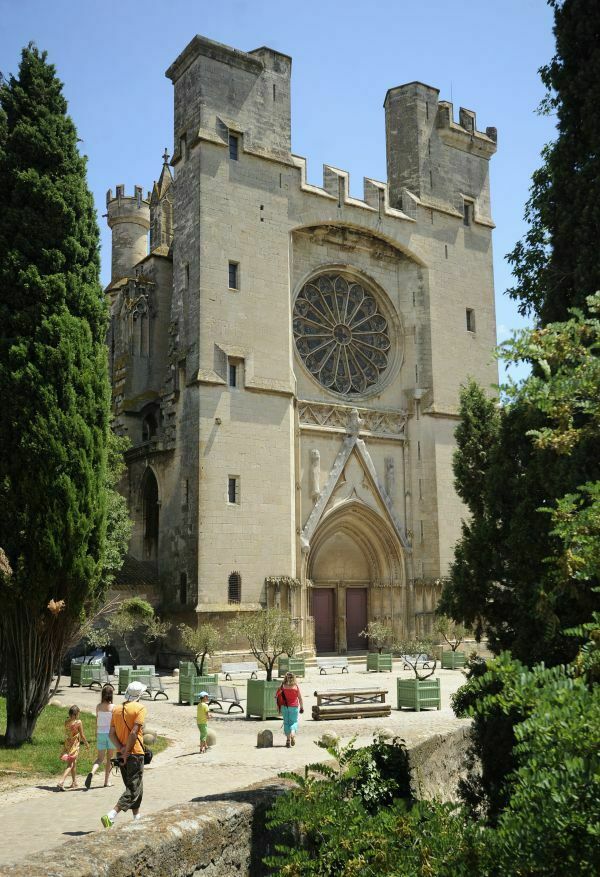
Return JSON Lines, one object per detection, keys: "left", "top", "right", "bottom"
{"left": 221, "top": 661, "right": 259, "bottom": 680}
{"left": 316, "top": 657, "right": 349, "bottom": 675}
{"left": 88, "top": 666, "right": 112, "bottom": 689}
{"left": 312, "top": 688, "right": 391, "bottom": 721}
{"left": 209, "top": 684, "right": 245, "bottom": 714}
{"left": 401, "top": 654, "right": 432, "bottom": 670}
{"left": 135, "top": 672, "right": 169, "bottom": 701}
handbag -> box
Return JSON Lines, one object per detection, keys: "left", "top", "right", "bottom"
{"left": 122, "top": 705, "right": 153, "bottom": 765}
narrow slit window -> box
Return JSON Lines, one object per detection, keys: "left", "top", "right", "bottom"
{"left": 466, "top": 308, "right": 476, "bottom": 333}
{"left": 417, "top": 441, "right": 421, "bottom": 462}
{"left": 228, "top": 571, "right": 241, "bottom": 604}
{"left": 228, "top": 261, "right": 239, "bottom": 290}
{"left": 228, "top": 476, "right": 240, "bottom": 505}
{"left": 179, "top": 572, "right": 187, "bottom": 605}
{"left": 184, "top": 263, "right": 190, "bottom": 289}
{"left": 228, "top": 133, "right": 239, "bottom": 161}
{"left": 228, "top": 362, "right": 237, "bottom": 388}
{"left": 463, "top": 200, "right": 472, "bottom": 226}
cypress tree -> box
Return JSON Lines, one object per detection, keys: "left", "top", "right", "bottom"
{"left": 507, "top": 0, "right": 600, "bottom": 323}
{"left": 0, "top": 46, "right": 110, "bottom": 744}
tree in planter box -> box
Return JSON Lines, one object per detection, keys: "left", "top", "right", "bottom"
{"left": 359, "top": 621, "right": 393, "bottom": 654}
{"left": 229, "top": 609, "right": 301, "bottom": 681}
{"left": 107, "top": 597, "right": 169, "bottom": 669}
{"left": 434, "top": 614, "right": 471, "bottom": 652}
{"left": 394, "top": 638, "right": 437, "bottom": 679}
{"left": 178, "top": 622, "right": 220, "bottom": 676}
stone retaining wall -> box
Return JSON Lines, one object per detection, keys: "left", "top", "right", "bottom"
{"left": 408, "top": 724, "right": 473, "bottom": 802}
{"left": 5, "top": 728, "right": 473, "bottom": 877}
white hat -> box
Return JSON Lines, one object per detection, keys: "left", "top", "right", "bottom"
{"left": 125, "top": 681, "right": 147, "bottom": 701}
{"left": 199, "top": 691, "right": 209, "bottom": 699}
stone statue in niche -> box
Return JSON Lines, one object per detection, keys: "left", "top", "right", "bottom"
{"left": 385, "top": 456, "right": 395, "bottom": 504}
{"left": 310, "top": 448, "right": 320, "bottom": 502}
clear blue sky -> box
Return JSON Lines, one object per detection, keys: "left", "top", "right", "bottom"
{"left": 1, "top": 0, "right": 556, "bottom": 382}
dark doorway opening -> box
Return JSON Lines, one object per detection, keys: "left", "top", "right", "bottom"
{"left": 142, "top": 469, "right": 159, "bottom": 560}
{"left": 346, "top": 588, "right": 367, "bottom": 650}
{"left": 313, "top": 588, "right": 335, "bottom": 653}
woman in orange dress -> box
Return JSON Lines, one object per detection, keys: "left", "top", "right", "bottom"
{"left": 57, "top": 705, "right": 89, "bottom": 790}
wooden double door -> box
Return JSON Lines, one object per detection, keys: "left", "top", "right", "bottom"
{"left": 313, "top": 586, "right": 368, "bottom": 653}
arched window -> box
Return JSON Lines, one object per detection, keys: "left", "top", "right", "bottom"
{"left": 179, "top": 572, "right": 187, "bottom": 605}
{"left": 142, "top": 469, "right": 159, "bottom": 560}
{"left": 228, "top": 572, "right": 241, "bottom": 604}
{"left": 141, "top": 404, "right": 160, "bottom": 442}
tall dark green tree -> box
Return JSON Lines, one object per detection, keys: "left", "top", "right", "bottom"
{"left": 442, "top": 0, "right": 600, "bottom": 665}
{"left": 507, "top": 0, "right": 600, "bottom": 324}
{"left": 0, "top": 46, "right": 110, "bottom": 744}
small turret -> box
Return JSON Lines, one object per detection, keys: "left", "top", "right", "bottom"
{"left": 384, "top": 82, "right": 496, "bottom": 216}
{"left": 149, "top": 150, "right": 174, "bottom": 252}
{"left": 106, "top": 184, "right": 151, "bottom": 285}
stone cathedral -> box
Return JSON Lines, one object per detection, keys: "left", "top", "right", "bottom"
{"left": 106, "top": 34, "right": 497, "bottom": 655}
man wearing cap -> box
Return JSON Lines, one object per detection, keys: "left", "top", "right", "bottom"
{"left": 101, "top": 680, "right": 147, "bottom": 828}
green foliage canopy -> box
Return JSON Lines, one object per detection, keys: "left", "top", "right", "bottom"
{"left": 178, "top": 622, "right": 220, "bottom": 676}
{"left": 228, "top": 609, "right": 301, "bottom": 680}
{"left": 507, "top": 0, "right": 600, "bottom": 324}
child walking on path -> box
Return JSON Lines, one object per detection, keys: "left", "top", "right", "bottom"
{"left": 277, "top": 672, "right": 304, "bottom": 748}
{"left": 85, "top": 684, "right": 115, "bottom": 790}
{"left": 57, "top": 705, "right": 89, "bottom": 790}
{"left": 197, "top": 691, "right": 210, "bottom": 753}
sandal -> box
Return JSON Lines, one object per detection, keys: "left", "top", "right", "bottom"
{"left": 291, "top": 737, "right": 296, "bottom": 746}
{"left": 57, "top": 784, "right": 65, "bottom": 791}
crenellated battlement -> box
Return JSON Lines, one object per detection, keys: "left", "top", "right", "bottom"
{"left": 292, "top": 156, "right": 416, "bottom": 223}
{"left": 436, "top": 101, "right": 497, "bottom": 157}
{"left": 106, "top": 184, "right": 151, "bottom": 210}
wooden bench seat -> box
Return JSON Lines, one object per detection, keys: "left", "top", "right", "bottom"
{"left": 221, "top": 662, "right": 259, "bottom": 680}
{"left": 316, "top": 657, "right": 349, "bottom": 674}
{"left": 312, "top": 687, "right": 390, "bottom": 721}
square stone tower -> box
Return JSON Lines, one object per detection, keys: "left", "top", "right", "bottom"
{"left": 106, "top": 35, "right": 497, "bottom": 655}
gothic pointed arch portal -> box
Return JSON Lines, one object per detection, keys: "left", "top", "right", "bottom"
{"left": 141, "top": 467, "right": 160, "bottom": 561}
{"left": 307, "top": 500, "right": 407, "bottom": 654}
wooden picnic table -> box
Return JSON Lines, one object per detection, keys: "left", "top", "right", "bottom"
{"left": 312, "top": 687, "right": 391, "bottom": 721}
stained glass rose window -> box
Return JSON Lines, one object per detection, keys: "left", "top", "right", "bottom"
{"left": 293, "top": 274, "right": 390, "bottom": 394}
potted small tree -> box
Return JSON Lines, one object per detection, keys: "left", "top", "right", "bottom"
{"left": 434, "top": 615, "right": 469, "bottom": 669}
{"left": 360, "top": 621, "right": 393, "bottom": 672}
{"left": 177, "top": 622, "right": 220, "bottom": 704}
{"left": 394, "top": 637, "right": 440, "bottom": 711}
{"left": 277, "top": 633, "right": 305, "bottom": 678}
{"left": 229, "top": 609, "right": 302, "bottom": 719}
{"left": 107, "top": 598, "right": 165, "bottom": 691}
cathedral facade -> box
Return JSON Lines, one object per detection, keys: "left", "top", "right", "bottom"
{"left": 106, "top": 35, "right": 497, "bottom": 654}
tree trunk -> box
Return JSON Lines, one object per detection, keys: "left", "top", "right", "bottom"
{"left": 2, "top": 605, "right": 66, "bottom": 746}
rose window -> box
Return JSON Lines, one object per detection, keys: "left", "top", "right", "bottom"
{"left": 293, "top": 274, "right": 390, "bottom": 394}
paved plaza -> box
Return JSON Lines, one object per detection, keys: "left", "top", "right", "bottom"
{"left": 0, "top": 664, "right": 468, "bottom": 867}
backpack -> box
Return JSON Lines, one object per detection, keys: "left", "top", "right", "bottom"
{"left": 275, "top": 685, "right": 288, "bottom": 712}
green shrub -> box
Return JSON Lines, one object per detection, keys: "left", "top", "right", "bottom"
{"left": 487, "top": 665, "right": 600, "bottom": 874}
